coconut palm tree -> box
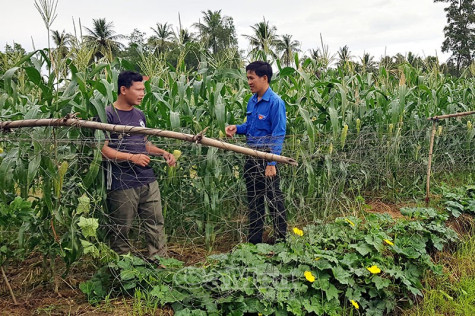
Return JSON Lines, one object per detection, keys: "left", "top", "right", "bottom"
{"left": 406, "top": 52, "right": 424, "bottom": 69}
{"left": 193, "top": 10, "right": 237, "bottom": 55}
{"left": 167, "top": 27, "right": 202, "bottom": 72}
{"left": 379, "top": 55, "right": 398, "bottom": 77}
{"left": 51, "top": 30, "right": 71, "bottom": 59}
{"left": 174, "top": 28, "right": 196, "bottom": 46}
{"left": 149, "top": 22, "right": 174, "bottom": 55}
{"left": 359, "top": 52, "right": 377, "bottom": 73}
{"left": 83, "top": 18, "right": 124, "bottom": 61}
{"left": 243, "top": 18, "right": 279, "bottom": 60}
{"left": 309, "top": 34, "right": 335, "bottom": 70}
{"left": 394, "top": 53, "right": 407, "bottom": 66}
{"left": 276, "top": 34, "right": 300, "bottom": 67}
{"left": 50, "top": 30, "right": 72, "bottom": 78}
{"left": 379, "top": 56, "right": 394, "bottom": 69}
{"left": 337, "top": 45, "right": 353, "bottom": 68}
{"left": 423, "top": 56, "right": 440, "bottom": 73}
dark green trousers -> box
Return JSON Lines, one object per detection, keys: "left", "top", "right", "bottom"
{"left": 107, "top": 181, "right": 167, "bottom": 258}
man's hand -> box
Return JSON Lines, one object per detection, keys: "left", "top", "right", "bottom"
{"left": 225, "top": 125, "right": 237, "bottom": 137}
{"left": 265, "top": 165, "right": 276, "bottom": 177}
{"left": 163, "top": 152, "right": 177, "bottom": 167}
{"left": 130, "top": 154, "right": 150, "bottom": 167}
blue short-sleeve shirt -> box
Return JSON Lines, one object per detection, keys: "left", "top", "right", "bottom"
{"left": 235, "top": 87, "right": 286, "bottom": 166}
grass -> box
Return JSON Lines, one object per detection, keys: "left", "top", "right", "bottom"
{"left": 405, "top": 231, "right": 475, "bottom": 316}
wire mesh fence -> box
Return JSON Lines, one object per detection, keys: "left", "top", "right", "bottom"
{"left": 1, "top": 122, "right": 474, "bottom": 260}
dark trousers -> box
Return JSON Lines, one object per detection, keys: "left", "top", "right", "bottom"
{"left": 244, "top": 158, "right": 287, "bottom": 244}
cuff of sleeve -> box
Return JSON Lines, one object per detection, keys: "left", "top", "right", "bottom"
{"left": 267, "top": 161, "right": 277, "bottom": 166}
{"left": 236, "top": 124, "right": 245, "bottom": 134}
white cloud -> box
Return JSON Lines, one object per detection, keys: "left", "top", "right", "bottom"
{"left": 0, "top": 0, "right": 451, "bottom": 61}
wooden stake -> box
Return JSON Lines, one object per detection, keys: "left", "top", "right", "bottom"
{"left": 0, "top": 118, "right": 298, "bottom": 166}
{"left": 1, "top": 266, "right": 17, "bottom": 305}
{"left": 425, "top": 110, "right": 475, "bottom": 204}
{"left": 426, "top": 120, "right": 437, "bottom": 205}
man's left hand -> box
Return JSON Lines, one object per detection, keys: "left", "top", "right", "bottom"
{"left": 265, "top": 165, "right": 276, "bottom": 177}
{"left": 164, "top": 152, "right": 177, "bottom": 167}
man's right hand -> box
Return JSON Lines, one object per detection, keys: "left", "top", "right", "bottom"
{"left": 225, "top": 125, "right": 237, "bottom": 137}
{"left": 130, "top": 153, "right": 150, "bottom": 167}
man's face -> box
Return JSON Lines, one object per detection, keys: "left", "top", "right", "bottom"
{"left": 247, "top": 70, "right": 268, "bottom": 95}
{"left": 122, "top": 81, "right": 145, "bottom": 106}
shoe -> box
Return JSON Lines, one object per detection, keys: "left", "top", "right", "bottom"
{"left": 265, "top": 237, "right": 276, "bottom": 245}
{"left": 144, "top": 257, "right": 166, "bottom": 269}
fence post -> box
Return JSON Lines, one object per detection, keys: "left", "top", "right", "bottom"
{"left": 426, "top": 120, "right": 437, "bottom": 205}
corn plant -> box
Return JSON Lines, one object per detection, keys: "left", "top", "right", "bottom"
{"left": 1, "top": 45, "right": 475, "bottom": 275}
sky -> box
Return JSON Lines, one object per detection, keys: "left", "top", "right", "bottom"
{"left": 0, "top": 0, "right": 451, "bottom": 62}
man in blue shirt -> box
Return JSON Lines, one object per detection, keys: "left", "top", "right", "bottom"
{"left": 225, "top": 61, "right": 287, "bottom": 244}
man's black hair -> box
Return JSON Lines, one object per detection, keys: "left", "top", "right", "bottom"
{"left": 246, "top": 61, "right": 272, "bottom": 83}
{"left": 118, "top": 71, "right": 143, "bottom": 94}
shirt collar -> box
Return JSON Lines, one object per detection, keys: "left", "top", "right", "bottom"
{"left": 252, "top": 87, "right": 273, "bottom": 102}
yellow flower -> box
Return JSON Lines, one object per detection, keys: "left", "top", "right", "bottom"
{"left": 293, "top": 227, "right": 303, "bottom": 236}
{"left": 304, "top": 271, "right": 315, "bottom": 283}
{"left": 345, "top": 218, "right": 355, "bottom": 227}
{"left": 350, "top": 299, "right": 359, "bottom": 310}
{"left": 367, "top": 265, "right": 381, "bottom": 274}
{"left": 311, "top": 116, "right": 317, "bottom": 122}
{"left": 314, "top": 257, "right": 321, "bottom": 261}
{"left": 172, "top": 150, "right": 182, "bottom": 160}
{"left": 384, "top": 239, "right": 394, "bottom": 246}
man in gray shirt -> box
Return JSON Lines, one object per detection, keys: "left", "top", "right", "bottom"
{"left": 101, "top": 71, "right": 176, "bottom": 260}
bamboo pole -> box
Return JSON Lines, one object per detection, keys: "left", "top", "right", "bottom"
{"left": 0, "top": 118, "right": 298, "bottom": 166}
{"left": 426, "top": 120, "right": 437, "bottom": 205}
{"left": 428, "top": 110, "right": 475, "bottom": 121}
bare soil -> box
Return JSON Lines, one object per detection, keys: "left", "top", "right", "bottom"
{"left": 0, "top": 236, "right": 239, "bottom": 316}
{"left": 365, "top": 200, "right": 406, "bottom": 218}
